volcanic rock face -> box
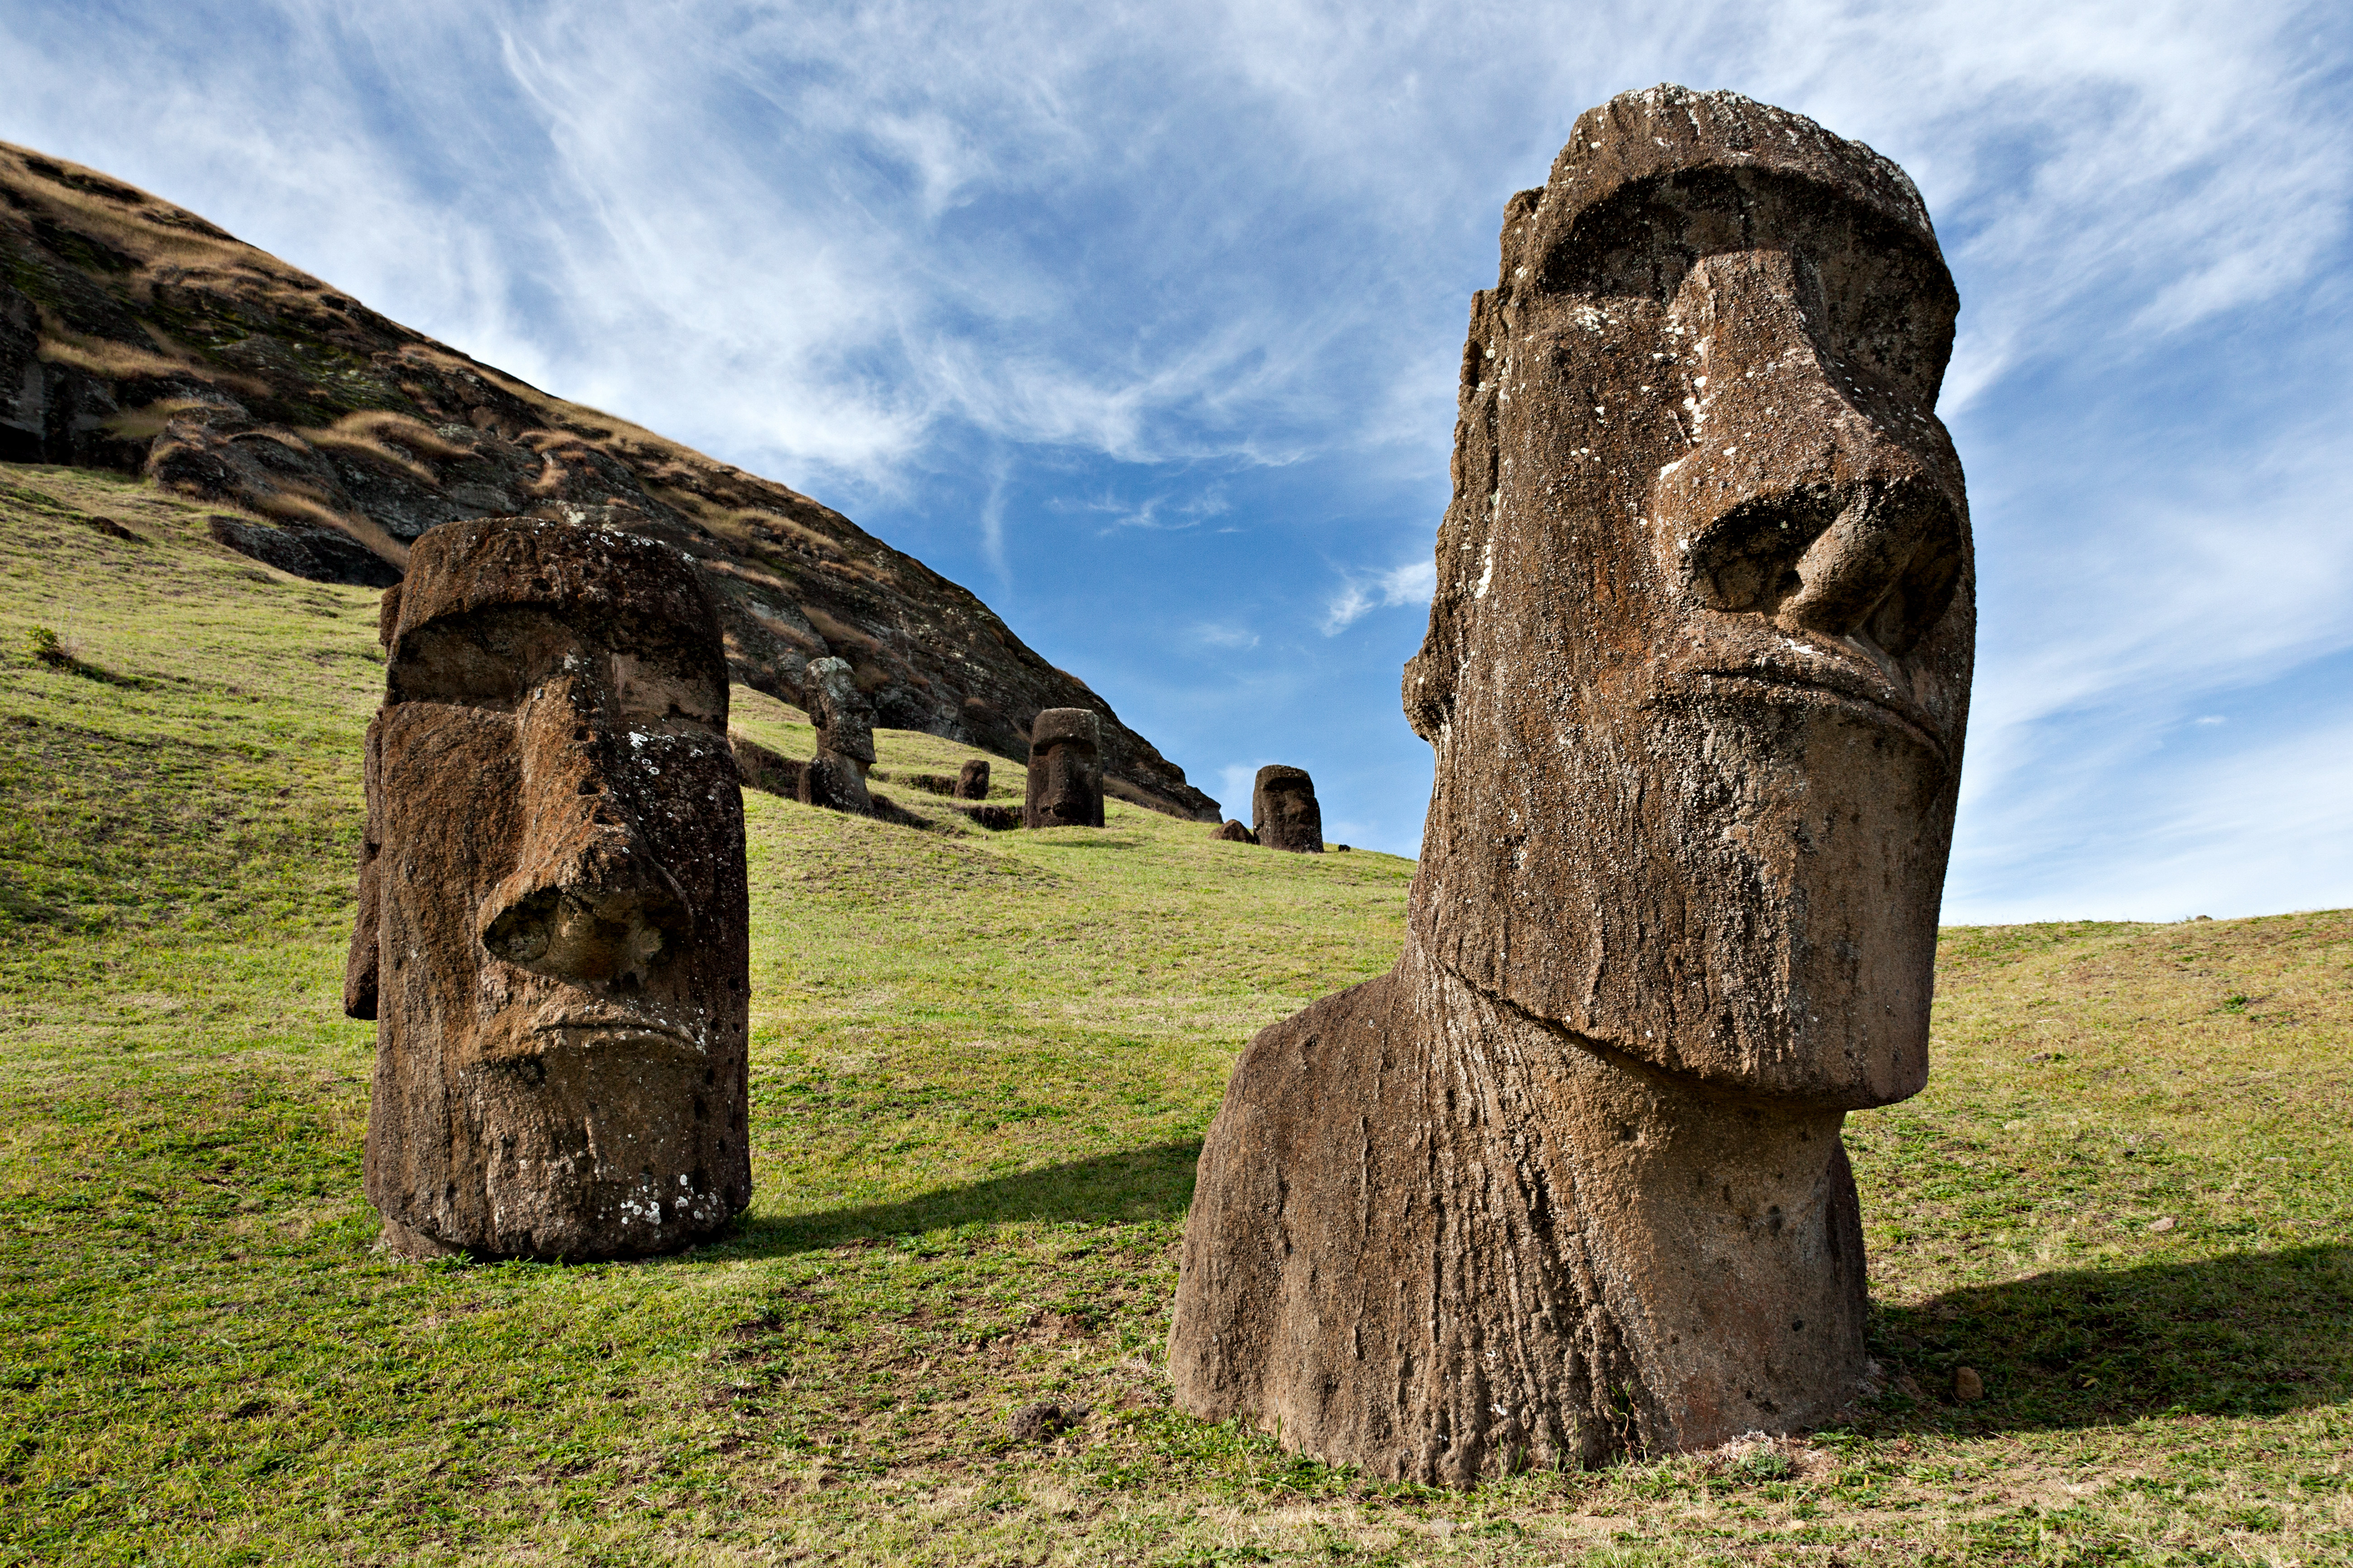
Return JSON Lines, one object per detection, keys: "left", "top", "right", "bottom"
{"left": 1024, "top": 708, "right": 1105, "bottom": 829}
{"left": 796, "top": 656, "right": 875, "bottom": 815}
{"left": 954, "top": 758, "right": 991, "bottom": 800}
{"left": 344, "top": 516, "right": 752, "bottom": 1261}
{"left": 1168, "top": 86, "right": 1975, "bottom": 1482}
{"left": 1251, "top": 765, "right": 1323, "bottom": 854}
{"left": 0, "top": 139, "right": 1218, "bottom": 821}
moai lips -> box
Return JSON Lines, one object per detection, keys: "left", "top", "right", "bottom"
{"left": 1251, "top": 765, "right": 1324, "bottom": 854}
{"left": 1024, "top": 708, "right": 1104, "bottom": 829}
{"left": 797, "top": 656, "right": 875, "bottom": 815}
{"left": 1171, "top": 86, "right": 1974, "bottom": 1482}
{"left": 345, "top": 516, "right": 752, "bottom": 1261}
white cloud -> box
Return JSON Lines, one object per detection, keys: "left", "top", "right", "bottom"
{"left": 1193, "top": 622, "right": 1261, "bottom": 650}
{"left": 1324, "top": 559, "right": 1437, "bottom": 635}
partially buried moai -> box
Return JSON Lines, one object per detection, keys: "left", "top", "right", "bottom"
{"left": 1169, "top": 86, "right": 1974, "bottom": 1481}
{"left": 954, "top": 757, "right": 991, "bottom": 800}
{"left": 345, "top": 516, "right": 752, "bottom": 1260}
{"left": 1024, "top": 708, "right": 1104, "bottom": 828}
{"left": 797, "top": 656, "right": 874, "bottom": 815}
{"left": 1251, "top": 765, "right": 1323, "bottom": 853}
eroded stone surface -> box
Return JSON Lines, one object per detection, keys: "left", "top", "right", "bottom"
{"left": 345, "top": 516, "right": 752, "bottom": 1261}
{"left": 1024, "top": 708, "right": 1104, "bottom": 829}
{"left": 1251, "top": 765, "right": 1323, "bottom": 854}
{"left": 1212, "top": 818, "right": 1257, "bottom": 844}
{"left": 1169, "top": 85, "right": 1974, "bottom": 1482}
{"left": 797, "top": 656, "right": 875, "bottom": 815}
{"left": 955, "top": 758, "right": 991, "bottom": 800}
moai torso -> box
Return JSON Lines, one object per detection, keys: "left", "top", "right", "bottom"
{"left": 1024, "top": 708, "right": 1104, "bottom": 828}
{"left": 345, "top": 517, "right": 752, "bottom": 1260}
{"left": 1251, "top": 765, "right": 1323, "bottom": 853}
{"left": 1170, "top": 86, "right": 1973, "bottom": 1481}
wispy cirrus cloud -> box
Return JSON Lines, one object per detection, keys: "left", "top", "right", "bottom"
{"left": 1323, "top": 559, "right": 1437, "bottom": 635}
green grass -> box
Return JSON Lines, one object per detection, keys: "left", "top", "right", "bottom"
{"left": 2, "top": 462, "right": 2348, "bottom": 1564}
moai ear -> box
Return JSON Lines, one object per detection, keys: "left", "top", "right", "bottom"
{"left": 343, "top": 712, "right": 386, "bottom": 1020}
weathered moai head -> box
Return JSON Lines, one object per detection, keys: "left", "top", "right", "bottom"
{"left": 1212, "top": 818, "right": 1257, "bottom": 844}
{"left": 1024, "top": 708, "right": 1104, "bottom": 828}
{"left": 798, "top": 655, "right": 874, "bottom": 814}
{"left": 344, "top": 517, "right": 752, "bottom": 1260}
{"left": 1251, "top": 765, "right": 1324, "bottom": 854}
{"left": 954, "top": 757, "right": 991, "bottom": 801}
{"left": 1403, "top": 84, "right": 1973, "bottom": 1109}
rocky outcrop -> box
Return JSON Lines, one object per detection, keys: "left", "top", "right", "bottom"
{"left": 347, "top": 516, "right": 752, "bottom": 1261}
{"left": 0, "top": 139, "right": 1218, "bottom": 820}
{"left": 1169, "top": 86, "right": 1976, "bottom": 1482}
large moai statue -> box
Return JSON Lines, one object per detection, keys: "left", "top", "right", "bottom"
{"left": 1251, "top": 765, "right": 1324, "bottom": 853}
{"left": 1024, "top": 708, "right": 1105, "bottom": 828}
{"left": 344, "top": 517, "right": 753, "bottom": 1260}
{"left": 797, "top": 656, "right": 875, "bottom": 814}
{"left": 1168, "top": 86, "right": 1974, "bottom": 1481}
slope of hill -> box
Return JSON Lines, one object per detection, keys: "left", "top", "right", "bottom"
{"left": 0, "top": 139, "right": 1219, "bottom": 820}
{"left": 4, "top": 471, "right": 2349, "bottom": 1563}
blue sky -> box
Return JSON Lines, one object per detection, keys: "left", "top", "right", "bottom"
{"left": 5, "top": 0, "right": 2348, "bottom": 922}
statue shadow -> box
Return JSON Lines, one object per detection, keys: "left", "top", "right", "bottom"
{"left": 724, "top": 1140, "right": 1201, "bottom": 1256}
{"left": 1865, "top": 1243, "right": 2353, "bottom": 1434}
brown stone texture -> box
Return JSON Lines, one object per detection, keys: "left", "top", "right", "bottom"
{"left": 345, "top": 515, "right": 753, "bottom": 1261}
{"left": 1169, "top": 85, "right": 1973, "bottom": 1482}
{"left": 955, "top": 758, "right": 991, "bottom": 800}
{"left": 1024, "top": 708, "right": 1105, "bottom": 829}
{"left": 1212, "top": 818, "right": 1257, "bottom": 844}
{"left": 0, "top": 138, "right": 1219, "bottom": 821}
{"left": 1251, "top": 765, "right": 1324, "bottom": 854}
{"left": 796, "top": 656, "right": 875, "bottom": 815}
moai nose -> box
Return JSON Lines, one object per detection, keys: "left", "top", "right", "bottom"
{"left": 1653, "top": 250, "right": 1964, "bottom": 655}
{"left": 477, "top": 673, "right": 692, "bottom": 990}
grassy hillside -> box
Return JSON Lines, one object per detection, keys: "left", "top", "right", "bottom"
{"left": 1, "top": 464, "right": 2348, "bottom": 1565}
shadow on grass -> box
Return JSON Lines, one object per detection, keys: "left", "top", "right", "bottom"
{"left": 1866, "top": 1242, "right": 2353, "bottom": 1434}
{"left": 729, "top": 1140, "right": 1202, "bottom": 1255}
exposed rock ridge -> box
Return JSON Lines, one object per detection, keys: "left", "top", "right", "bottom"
{"left": 0, "top": 139, "right": 1216, "bottom": 820}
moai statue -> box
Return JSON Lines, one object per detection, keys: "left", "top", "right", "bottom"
{"left": 1024, "top": 708, "right": 1104, "bottom": 828}
{"left": 797, "top": 656, "right": 874, "bottom": 814}
{"left": 1168, "top": 86, "right": 1974, "bottom": 1481}
{"left": 1212, "top": 819, "right": 1257, "bottom": 844}
{"left": 954, "top": 757, "right": 991, "bottom": 800}
{"left": 344, "top": 517, "right": 753, "bottom": 1260}
{"left": 1251, "top": 765, "right": 1324, "bottom": 853}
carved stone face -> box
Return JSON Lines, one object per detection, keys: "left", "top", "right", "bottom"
{"left": 1252, "top": 765, "right": 1324, "bottom": 854}
{"left": 1404, "top": 91, "right": 1974, "bottom": 1108}
{"left": 1024, "top": 707, "right": 1104, "bottom": 829}
{"left": 348, "top": 517, "right": 751, "bottom": 1259}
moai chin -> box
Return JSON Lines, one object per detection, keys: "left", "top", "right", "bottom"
{"left": 1168, "top": 86, "right": 1974, "bottom": 1482}
{"left": 344, "top": 517, "right": 753, "bottom": 1261}
{"left": 1024, "top": 708, "right": 1104, "bottom": 828}
{"left": 797, "top": 656, "right": 875, "bottom": 815}
{"left": 1251, "top": 765, "right": 1323, "bottom": 853}
{"left": 954, "top": 757, "right": 991, "bottom": 800}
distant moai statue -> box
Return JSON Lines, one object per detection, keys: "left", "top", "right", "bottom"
{"left": 797, "top": 656, "right": 874, "bottom": 814}
{"left": 1212, "top": 818, "right": 1257, "bottom": 843}
{"left": 1024, "top": 708, "right": 1104, "bottom": 828}
{"left": 954, "top": 757, "right": 991, "bottom": 800}
{"left": 1251, "top": 766, "right": 1323, "bottom": 853}
{"left": 345, "top": 516, "right": 752, "bottom": 1261}
{"left": 1169, "top": 86, "right": 1975, "bottom": 1481}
